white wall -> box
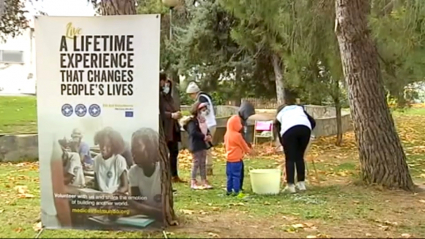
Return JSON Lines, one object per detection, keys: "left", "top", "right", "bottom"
{"left": 0, "top": 26, "right": 36, "bottom": 95}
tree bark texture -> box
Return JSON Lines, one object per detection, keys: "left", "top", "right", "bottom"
{"left": 100, "top": 0, "right": 178, "bottom": 225}
{"left": 171, "top": 71, "right": 181, "bottom": 111}
{"left": 334, "top": 0, "right": 414, "bottom": 190}
{"left": 100, "top": 0, "right": 136, "bottom": 15}
{"left": 334, "top": 96, "right": 343, "bottom": 146}
{"left": 271, "top": 53, "right": 285, "bottom": 105}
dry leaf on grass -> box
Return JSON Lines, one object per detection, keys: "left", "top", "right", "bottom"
{"left": 401, "top": 233, "right": 412, "bottom": 238}
{"left": 14, "top": 186, "right": 35, "bottom": 198}
{"left": 419, "top": 199, "right": 425, "bottom": 204}
{"left": 208, "top": 232, "right": 220, "bottom": 238}
{"left": 180, "top": 209, "right": 195, "bottom": 215}
{"left": 211, "top": 207, "right": 220, "bottom": 211}
{"left": 14, "top": 186, "right": 28, "bottom": 194}
{"left": 33, "top": 222, "right": 42, "bottom": 232}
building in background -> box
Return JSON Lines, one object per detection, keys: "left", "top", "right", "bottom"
{"left": 0, "top": 14, "right": 36, "bottom": 95}
{"left": 0, "top": 0, "right": 95, "bottom": 96}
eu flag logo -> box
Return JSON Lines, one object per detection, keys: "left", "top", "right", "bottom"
{"left": 125, "top": 111, "right": 134, "bottom": 117}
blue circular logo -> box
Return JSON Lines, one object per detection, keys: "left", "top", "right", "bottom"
{"left": 75, "top": 104, "right": 87, "bottom": 117}
{"left": 88, "top": 104, "right": 101, "bottom": 117}
{"left": 61, "top": 104, "right": 73, "bottom": 117}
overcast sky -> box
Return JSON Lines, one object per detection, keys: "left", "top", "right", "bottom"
{"left": 32, "top": 0, "right": 95, "bottom": 16}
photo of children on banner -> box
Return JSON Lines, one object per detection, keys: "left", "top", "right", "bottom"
{"left": 55, "top": 127, "right": 162, "bottom": 229}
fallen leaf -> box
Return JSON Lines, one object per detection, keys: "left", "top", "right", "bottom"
{"left": 419, "top": 199, "right": 425, "bottom": 204}
{"left": 208, "top": 232, "right": 219, "bottom": 238}
{"left": 378, "top": 225, "right": 390, "bottom": 231}
{"left": 14, "top": 228, "right": 23, "bottom": 233}
{"left": 292, "top": 223, "right": 304, "bottom": 228}
{"left": 304, "top": 223, "right": 315, "bottom": 228}
{"left": 14, "top": 186, "right": 28, "bottom": 194}
{"left": 304, "top": 227, "right": 318, "bottom": 232}
{"left": 401, "top": 233, "right": 412, "bottom": 238}
{"left": 211, "top": 207, "right": 220, "bottom": 211}
{"left": 18, "top": 194, "right": 35, "bottom": 199}
{"left": 0, "top": 209, "right": 4, "bottom": 213}
{"left": 33, "top": 222, "right": 42, "bottom": 232}
{"left": 180, "top": 209, "right": 194, "bottom": 215}
{"left": 384, "top": 220, "right": 399, "bottom": 226}
{"left": 365, "top": 233, "right": 372, "bottom": 237}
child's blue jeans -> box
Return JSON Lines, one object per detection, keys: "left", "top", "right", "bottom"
{"left": 226, "top": 161, "right": 243, "bottom": 194}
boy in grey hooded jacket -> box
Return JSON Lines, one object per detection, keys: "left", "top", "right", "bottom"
{"left": 237, "top": 101, "right": 256, "bottom": 191}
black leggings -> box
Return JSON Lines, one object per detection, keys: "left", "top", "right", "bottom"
{"left": 282, "top": 125, "right": 311, "bottom": 184}
{"left": 167, "top": 141, "right": 179, "bottom": 177}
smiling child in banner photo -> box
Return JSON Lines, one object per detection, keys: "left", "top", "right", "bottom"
{"left": 92, "top": 127, "right": 129, "bottom": 194}
{"left": 127, "top": 128, "right": 163, "bottom": 221}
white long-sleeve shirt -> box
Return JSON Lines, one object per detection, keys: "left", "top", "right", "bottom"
{"left": 276, "top": 105, "right": 312, "bottom": 136}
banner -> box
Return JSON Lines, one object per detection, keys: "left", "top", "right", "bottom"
{"left": 35, "top": 15, "right": 162, "bottom": 230}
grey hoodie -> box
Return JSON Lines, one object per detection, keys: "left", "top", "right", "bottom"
{"left": 238, "top": 101, "right": 256, "bottom": 145}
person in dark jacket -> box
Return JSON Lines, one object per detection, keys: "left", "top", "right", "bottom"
{"left": 275, "top": 102, "right": 316, "bottom": 194}
{"left": 159, "top": 73, "right": 185, "bottom": 183}
{"left": 181, "top": 102, "right": 213, "bottom": 190}
{"left": 237, "top": 101, "right": 256, "bottom": 191}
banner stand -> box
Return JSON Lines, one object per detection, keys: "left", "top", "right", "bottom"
{"left": 34, "top": 225, "right": 170, "bottom": 238}
{"left": 34, "top": 225, "right": 45, "bottom": 238}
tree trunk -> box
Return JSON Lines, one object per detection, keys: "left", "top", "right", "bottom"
{"left": 100, "top": 0, "right": 177, "bottom": 225}
{"left": 99, "top": 0, "right": 136, "bottom": 15}
{"left": 271, "top": 53, "right": 285, "bottom": 105}
{"left": 334, "top": 96, "right": 343, "bottom": 146}
{"left": 234, "top": 66, "right": 242, "bottom": 107}
{"left": 335, "top": 0, "right": 414, "bottom": 190}
{"left": 171, "top": 71, "right": 181, "bottom": 111}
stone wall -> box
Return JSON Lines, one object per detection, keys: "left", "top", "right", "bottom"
{"left": 0, "top": 105, "right": 352, "bottom": 161}
{"left": 0, "top": 134, "right": 38, "bottom": 162}
{"left": 179, "top": 104, "right": 352, "bottom": 149}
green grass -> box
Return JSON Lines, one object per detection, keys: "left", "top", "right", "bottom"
{"left": 0, "top": 96, "right": 37, "bottom": 134}
{"left": 1, "top": 154, "right": 424, "bottom": 238}
{"left": 1, "top": 97, "right": 425, "bottom": 237}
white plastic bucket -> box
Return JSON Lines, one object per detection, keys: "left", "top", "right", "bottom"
{"left": 249, "top": 169, "right": 281, "bottom": 195}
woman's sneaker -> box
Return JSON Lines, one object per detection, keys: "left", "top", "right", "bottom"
{"left": 202, "top": 180, "right": 213, "bottom": 189}
{"left": 191, "top": 180, "right": 202, "bottom": 190}
{"left": 296, "top": 181, "right": 306, "bottom": 191}
{"left": 283, "top": 184, "right": 296, "bottom": 193}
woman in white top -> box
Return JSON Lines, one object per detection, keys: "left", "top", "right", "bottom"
{"left": 275, "top": 102, "right": 316, "bottom": 193}
{"left": 128, "top": 128, "right": 163, "bottom": 221}
{"left": 93, "top": 127, "right": 129, "bottom": 194}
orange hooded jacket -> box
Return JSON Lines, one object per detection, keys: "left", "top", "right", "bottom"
{"left": 224, "top": 115, "right": 251, "bottom": 162}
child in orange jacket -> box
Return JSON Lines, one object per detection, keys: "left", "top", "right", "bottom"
{"left": 224, "top": 115, "right": 251, "bottom": 196}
